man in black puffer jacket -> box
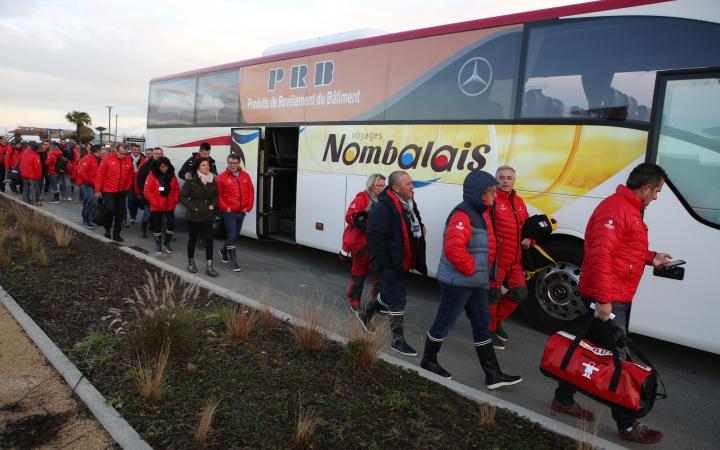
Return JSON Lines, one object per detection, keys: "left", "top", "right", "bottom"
{"left": 359, "top": 170, "right": 426, "bottom": 357}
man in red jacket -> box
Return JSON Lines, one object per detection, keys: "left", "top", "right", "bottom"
{"left": 216, "top": 153, "right": 255, "bottom": 272}
{"left": 19, "top": 142, "right": 42, "bottom": 205}
{"left": 4, "top": 141, "right": 24, "bottom": 194}
{"left": 551, "top": 163, "right": 671, "bottom": 444}
{"left": 95, "top": 144, "right": 134, "bottom": 241}
{"left": 77, "top": 145, "right": 102, "bottom": 229}
{"left": 0, "top": 136, "right": 10, "bottom": 192}
{"left": 488, "top": 165, "right": 532, "bottom": 350}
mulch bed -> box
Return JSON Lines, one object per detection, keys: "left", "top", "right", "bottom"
{"left": 0, "top": 197, "right": 575, "bottom": 449}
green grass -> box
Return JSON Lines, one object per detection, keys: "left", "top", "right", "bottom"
{"left": 70, "top": 332, "right": 117, "bottom": 369}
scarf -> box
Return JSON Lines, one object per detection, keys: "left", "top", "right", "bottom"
{"left": 198, "top": 171, "right": 214, "bottom": 185}
{"left": 158, "top": 171, "right": 173, "bottom": 197}
{"left": 397, "top": 196, "right": 422, "bottom": 239}
{"left": 131, "top": 154, "right": 142, "bottom": 170}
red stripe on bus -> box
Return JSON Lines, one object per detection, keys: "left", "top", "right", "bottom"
{"left": 167, "top": 136, "right": 232, "bottom": 148}
{"left": 151, "top": 0, "right": 670, "bottom": 82}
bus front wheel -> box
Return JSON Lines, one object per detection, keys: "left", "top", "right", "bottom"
{"left": 520, "top": 238, "right": 586, "bottom": 333}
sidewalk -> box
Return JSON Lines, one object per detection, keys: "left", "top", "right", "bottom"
{"left": 0, "top": 302, "right": 113, "bottom": 449}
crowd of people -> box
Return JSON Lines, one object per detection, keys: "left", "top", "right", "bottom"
{"left": 342, "top": 163, "right": 671, "bottom": 445}
{"left": 0, "top": 139, "right": 254, "bottom": 278}
{"left": 2, "top": 134, "right": 670, "bottom": 444}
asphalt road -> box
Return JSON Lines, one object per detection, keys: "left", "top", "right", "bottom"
{"left": 31, "top": 196, "right": 720, "bottom": 450}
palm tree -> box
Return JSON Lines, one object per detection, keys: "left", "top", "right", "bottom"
{"left": 65, "top": 111, "right": 92, "bottom": 142}
{"left": 95, "top": 126, "right": 107, "bottom": 145}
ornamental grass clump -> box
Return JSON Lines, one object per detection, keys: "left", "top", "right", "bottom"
{"left": 219, "top": 305, "right": 259, "bottom": 340}
{"left": 193, "top": 398, "right": 220, "bottom": 444}
{"left": 292, "top": 300, "right": 328, "bottom": 352}
{"left": 293, "top": 400, "right": 319, "bottom": 448}
{"left": 32, "top": 240, "right": 48, "bottom": 267}
{"left": 110, "top": 270, "right": 202, "bottom": 355}
{"left": 345, "top": 319, "right": 390, "bottom": 374}
{"left": 133, "top": 341, "right": 171, "bottom": 401}
{"left": 52, "top": 224, "right": 73, "bottom": 247}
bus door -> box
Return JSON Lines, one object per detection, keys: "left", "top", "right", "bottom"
{"left": 257, "top": 127, "right": 299, "bottom": 243}
{"left": 632, "top": 67, "right": 720, "bottom": 352}
{"left": 230, "top": 127, "right": 261, "bottom": 239}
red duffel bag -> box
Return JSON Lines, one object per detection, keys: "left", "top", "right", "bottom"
{"left": 540, "top": 316, "right": 665, "bottom": 418}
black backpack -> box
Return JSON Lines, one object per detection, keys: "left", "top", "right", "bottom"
{"left": 55, "top": 156, "right": 69, "bottom": 173}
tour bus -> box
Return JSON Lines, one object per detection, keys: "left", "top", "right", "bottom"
{"left": 146, "top": 0, "right": 720, "bottom": 354}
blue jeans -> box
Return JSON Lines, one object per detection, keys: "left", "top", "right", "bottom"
{"left": 127, "top": 188, "right": 140, "bottom": 220}
{"left": 48, "top": 173, "right": 60, "bottom": 194}
{"left": 80, "top": 184, "right": 96, "bottom": 221}
{"left": 222, "top": 212, "right": 246, "bottom": 248}
{"left": 59, "top": 173, "right": 72, "bottom": 198}
{"left": 554, "top": 302, "right": 633, "bottom": 429}
{"left": 22, "top": 179, "right": 39, "bottom": 204}
{"left": 428, "top": 283, "right": 492, "bottom": 345}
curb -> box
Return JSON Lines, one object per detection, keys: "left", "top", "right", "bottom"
{"left": 0, "top": 192, "right": 627, "bottom": 450}
{"left": 0, "top": 285, "right": 152, "bottom": 450}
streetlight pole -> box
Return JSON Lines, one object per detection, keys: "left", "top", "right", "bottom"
{"left": 106, "top": 105, "right": 113, "bottom": 145}
{"left": 115, "top": 114, "right": 118, "bottom": 144}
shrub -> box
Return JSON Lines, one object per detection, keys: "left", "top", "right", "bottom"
{"left": 71, "top": 332, "right": 116, "bottom": 369}
{"left": 0, "top": 246, "right": 10, "bottom": 268}
{"left": 129, "top": 307, "right": 200, "bottom": 355}
{"left": 133, "top": 341, "right": 170, "bottom": 401}
{"left": 219, "top": 305, "right": 258, "bottom": 341}
{"left": 52, "top": 224, "right": 73, "bottom": 247}
{"left": 194, "top": 398, "right": 220, "bottom": 444}
{"left": 261, "top": 303, "right": 282, "bottom": 332}
{"left": 0, "top": 224, "right": 15, "bottom": 244}
{"left": 480, "top": 400, "right": 497, "bottom": 427}
{"left": 20, "top": 232, "right": 38, "bottom": 254}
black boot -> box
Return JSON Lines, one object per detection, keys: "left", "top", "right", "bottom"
{"left": 153, "top": 234, "right": 162, "bottom": 255}
{"left": 49, "top": 192, "right": 60, "bottom": 204}
{"left": 187, "top": 258, "right": 198, "bottom": 273}
{"left": 421, "top": 335, "right": 451, "bottom": 378}
{"left": 475, "top": 342, "right": 522, "bottom": 389}
{"left": 219, "top": 245, "right": 229, "bottom": 263}
{"left": 228, "top": 246, "right": 242, "bottom": 272}
{"left": 357, "top": 294, "right": 383, "bottom": 333}
{"left": 140, "top": 221, "right": 147, "bottom": 238}
{"left": 205, "top": 260, "right": 219, "bottom": 277}
{"left": 389, "top": 315, "right": 417, "bottom": 357}
{"left": 163, "top": 231, "right": 174, "bottom": 254}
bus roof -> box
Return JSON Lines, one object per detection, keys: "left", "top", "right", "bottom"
{"left": 150, "top": 0, "right": 670, "bottom": 83}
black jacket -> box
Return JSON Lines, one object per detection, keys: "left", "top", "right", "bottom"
{"left": 178, "top": 153, "right": 217, "bottom": 180}
{"left": 136, "top": 159, "right": 154, "bottom": 198}
{"left": 367, "top": 188, "right": 427, "bottom": 276}
{"left": 179, "top": 174, "right": 218, "bottom": 223}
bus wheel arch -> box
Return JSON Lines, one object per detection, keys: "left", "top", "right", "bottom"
{"left": 520, "top": 235, "right": 585, "bottom": 333}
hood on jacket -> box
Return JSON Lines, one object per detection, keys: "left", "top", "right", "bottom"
{"left": 462, "top": 170, "right": 498, "bottom": 212}
{"left": 151, "top": 156, "right": 175, "bottom": 178}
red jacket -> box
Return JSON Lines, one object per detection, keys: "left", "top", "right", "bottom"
{"left": 216, "top": 168, "right": 254, "bottom": 213}
{"left": 95, "top": 152, "right": 134, "bottom": 193}
{"left": 5, "top": 147, "right": 22, "bottom": 169}
{"left": 578, "top": 185, "right": 656, "bottom": 303}
{"left": 44, "top": 149, "right": 63, "bottom": 175}
{"left": 494, "top": 189, "right": 530, "bottom": 267}
{"left": 143, "top": 172, "right": 179, "bottom": 212}
{"left": 342, "top": 191, "right": 371, "bottom": 255}
{"left": 0, "top": 144, "right": 10, "bottom": 166}
{"left": 76, "top": 153, "right": 100, "bottom": 185}
{"left": 19, "top": 149, "right": 42, "bottom": 181}
{"left": 443, "top": 208, "right": 497, "bottom": 276}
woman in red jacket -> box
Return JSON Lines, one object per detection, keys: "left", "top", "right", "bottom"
{"left": 44, "top": 146, "right": 64, "bottom": 203}
{"left": 342, "top": 173, "right": 386, "bottom": 312}
{"left": 143, "top": 157, "right": 179, "bottom": 255}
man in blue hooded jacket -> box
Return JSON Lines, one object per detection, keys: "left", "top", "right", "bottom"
{"left": 421, "top": 170, "right": 522, "bottom": 389}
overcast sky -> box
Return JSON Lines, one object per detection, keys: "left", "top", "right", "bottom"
{"left": 0, "top": 0, "right": 588, "bottom": 137}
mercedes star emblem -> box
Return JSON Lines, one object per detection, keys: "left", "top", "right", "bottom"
{"left": 458, "top": 57, "right": 493, "bottom": 96}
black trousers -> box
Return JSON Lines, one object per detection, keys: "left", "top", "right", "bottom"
{"left": 187, "top": 220, "right": 213, "bottom": 260}
{"left": 150, "top": 211, "right": 175, "bottom": 235}
{"left": 0, "top": 166, "right": 5, "bottom": 192}
{"left": 102, "top": 191, "right": 127, "bottom": 236}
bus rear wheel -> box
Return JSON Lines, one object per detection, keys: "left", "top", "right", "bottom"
{"left": 520, "top": 238, "right": 586, "bottom": 333}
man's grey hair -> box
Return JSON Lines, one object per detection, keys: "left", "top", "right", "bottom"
{"left": 388, "top": 170, "right": 409, "bottom": 188}
{"left": 495, "top": 165, "right": 516, "bottom": 176}
{"left": 365, "top": 173, "right": 386, "bottom": 192}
